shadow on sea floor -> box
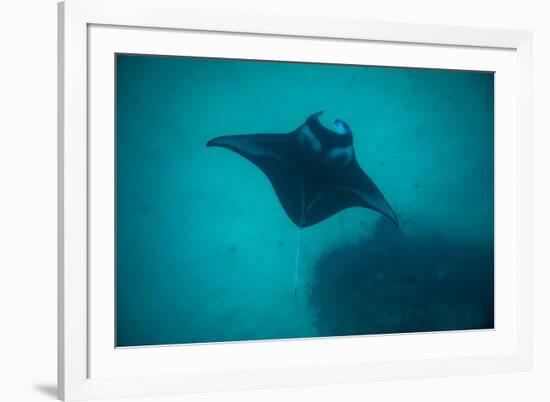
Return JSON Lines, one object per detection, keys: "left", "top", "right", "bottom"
{"left": 306, "top": 219, "right": 494, "bottom": 337}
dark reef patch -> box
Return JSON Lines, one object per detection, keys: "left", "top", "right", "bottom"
{"left": 307, "top": 219, "right": 494, "bottom": 336}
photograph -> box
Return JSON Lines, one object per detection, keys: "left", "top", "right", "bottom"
{"left": 115, "top": 54, "right": 495, "bottom": 347}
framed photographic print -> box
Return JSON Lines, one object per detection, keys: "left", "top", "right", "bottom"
{"left": 58, "top": 0, "right": 533, "bottom": 400}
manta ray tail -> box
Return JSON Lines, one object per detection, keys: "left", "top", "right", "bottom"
{"left": 294, "top": 229, "right": 303, "bottom": 301}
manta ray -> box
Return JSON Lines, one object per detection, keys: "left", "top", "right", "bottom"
{"left": 206, "top": 111, "right": 398, "bottom": 228}
{"left": 207, "top": 111, "right": 397, "bottom": 299}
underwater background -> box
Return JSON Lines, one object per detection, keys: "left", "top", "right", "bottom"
{"left": 116, "top": 54, "right": 494, "bottom": 347}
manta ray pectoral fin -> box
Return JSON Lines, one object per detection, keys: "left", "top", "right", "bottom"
{"left": 207, "top": 134, "right": 291, "bottom": 165}
{"left": 206, "top": 133, "right": 304, "bottom": 227}
{"left": 301, "top": 158, "right": 398, "bottom": 228}
{"left": 351, "top": 169, "right": 399, "bottom": 228}
{"left": 302, "top": 185, "right": 398, "bottom": 228}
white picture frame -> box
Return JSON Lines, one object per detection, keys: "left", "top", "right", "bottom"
{"left": 58, "top": 0, "right": 533, "bottom": 400}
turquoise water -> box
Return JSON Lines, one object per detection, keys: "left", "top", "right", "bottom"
{"left": 116, "top": 54, "right": 494, "bottom": 347}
